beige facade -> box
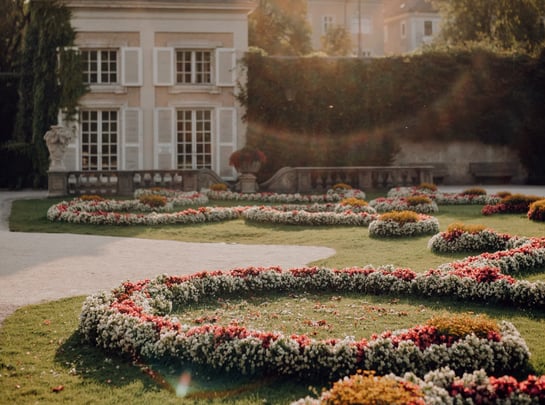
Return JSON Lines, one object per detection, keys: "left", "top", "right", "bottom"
{"left": 383, "top": 0, "right": 441, "bottom": 55}
{"left": 61, "top": 0, "right": 254, "bottom": 180}
{"left": 307, "top": 0, "right": 384, "bottom": 56}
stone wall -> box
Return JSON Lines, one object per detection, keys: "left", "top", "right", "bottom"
{"left": 393, "top": 140, "right": 527, "bottom": 184}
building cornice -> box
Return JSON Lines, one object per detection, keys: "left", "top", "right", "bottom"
{"left": 62, "top": 0, "right": 255, "bottom": 13}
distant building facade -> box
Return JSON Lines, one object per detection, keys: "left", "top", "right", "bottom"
{"left": 61, "top": 0, "right": 254, "bottom": 181}
{"left": 382, "top": 0, "right": 441, "bottom": 55}
{"left": 307, "top": 0, "right": 441, "bottom": 56}
{"left": 307, "top": 0, "right": 385, "bottom": 56}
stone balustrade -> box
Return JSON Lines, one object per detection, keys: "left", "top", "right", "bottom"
{"left": 260, "top": 166, "right": 434, "bottom": 193}
{"left": 47, "top": 169, "right": 223, "bottom": 196}
{"left": 47, "top": 166, "right": 434, "bottom": 196}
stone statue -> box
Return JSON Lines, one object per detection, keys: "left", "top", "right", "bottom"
{"left": 44, "top": 125, "right": 73, "bottom": 171}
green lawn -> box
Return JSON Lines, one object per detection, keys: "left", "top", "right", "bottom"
{"left": 1, "top": 197, "right": 545, "bottom": 404}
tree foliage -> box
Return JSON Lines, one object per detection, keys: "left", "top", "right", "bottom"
{"left": 248, "top": 0, "right": 312, "bottom": 55}
{"left": 12, "top": 0, "right": 85, "bottom": 187}
{"left": 321, "top": 26, "right": 353, "bottom": 56}
{"left": 240, "top": 51, "right": 545, "bottom": 182}
{"left": 431, "top": 0, "right": 545, "bottom": 53}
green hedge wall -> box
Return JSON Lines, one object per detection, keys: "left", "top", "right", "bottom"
{"left": 241, "top": 50, "right": 545, "bottom": 183}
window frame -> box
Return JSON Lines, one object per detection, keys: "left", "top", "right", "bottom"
{"left": 175, "top": 49, "right": 214, "bottom": 86}
{"left": 80, "top": 109, "right": 119, "bottom": 171}
{"left": 81, "top": 49, "right": 119, "bottom": 86}
{"left": 175, "top": 108, "right": 214, "bottom": 170}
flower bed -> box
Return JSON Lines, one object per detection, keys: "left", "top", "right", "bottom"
{"left": 134, "top": 189, "right": 209, "bottom": 206}
{"left": 483, "top": 194, "right": 545, "bottom": 216}
{"left": 293, "top": 367, "right": 545, "bottom": 404}
{"left": 79, "top": 267, "right": 530, "bottom": 382}
{"left": 428, "top": 223, "right": 512, "bottom": 253}
{"left": 206, "top": 188, "right": 366, "bottom": 203}
{"left": 387, "top": 187, "right": 501, "bottom": 205}
{"left": 369, "top": 197, "right": 439, "bottom": 214}
{"left": 47, "top": 201, "right": 244, "bottom": 226}
{"left": 369, "top": 211, "right": 440, "bottom": 238}
{"left": 242, "top": 205, "right": 377, "bottom": 226}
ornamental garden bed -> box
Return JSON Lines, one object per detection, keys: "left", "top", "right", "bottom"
{"left": 4, "top": 186, "right": 545, "bottom": 404}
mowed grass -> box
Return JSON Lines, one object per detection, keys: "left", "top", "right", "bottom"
{"left": 1, "top": 195, "right": 545, "bottom": 404}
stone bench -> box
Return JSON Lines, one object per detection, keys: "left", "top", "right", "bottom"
{"left": 469, "top": 162, "right": 517, "bottom": 183}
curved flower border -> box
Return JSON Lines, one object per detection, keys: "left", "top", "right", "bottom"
{"left": 242, "top": 205, "right": 377, "bottom": 226}
{"left": 369, "top": 197, "right": 439, "bottom": 214}
{"left": 47, "top": 203, "right": 245, "bottom": 226}
{"left": 206, "top": 189, "right": 366, "bottom": 203}
{"left": 80, "top": 267, "right": 529, "bottom": 381}
{"left": 428, "top": 228, "right": 512, "bottom": 253}
{"left": 387, "top": 187, "right": 501, "bottom": 205}
{"left": 80, "top": 233, "right": 545, "bottom": 383}
{"left": 369, "top": 214, "right": 440, "bottom": 237}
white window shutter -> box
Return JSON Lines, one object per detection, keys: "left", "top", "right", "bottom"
{"left": 153, "top": 47, "right": 174, "bottom": 86}
{"left": 121, "top": 47, "right": 142, "bottom": 86}
{"left": 154, "top": 107, "right": 176, "bottom": 169}
{"left": 217, "top": 107, "right": 237, "bottom": 178}
{"left": 216, "top": 48, "right": 236, "bottom": 87}
{"left": 122, "top": 108, "right": 142, "bottom": 170}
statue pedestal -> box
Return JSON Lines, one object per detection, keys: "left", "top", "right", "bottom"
{"left": 239, "top": 173, "right": 258, "bottom": 193}
{"left": 48, "top": 171, "right": 68, "bottom": 197}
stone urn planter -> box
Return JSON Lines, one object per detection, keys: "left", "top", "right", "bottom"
{"left": 229, "top": 146, "right": 267, "bottom": 193}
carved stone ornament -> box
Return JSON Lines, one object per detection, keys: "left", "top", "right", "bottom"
{"left": 44, "top": 125, "right": 73, "bottom": 171}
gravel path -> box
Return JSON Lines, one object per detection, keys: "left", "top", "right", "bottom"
{"left": 0, "top": 191, "right": 335, "bottom": 325}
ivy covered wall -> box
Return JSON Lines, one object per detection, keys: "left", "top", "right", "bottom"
{"left": 241, "top": 50, "right": 545, "bottom": 183}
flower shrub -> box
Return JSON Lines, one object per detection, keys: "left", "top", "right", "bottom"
{"left": 339, "top": 197, "right": 367, "bottom": 207}
{"left": 138, "top": 194, "right": 167, "bottom": 208}
{"left": 369, "top": 211, "right": 440, "bottom": 238}
{"left": 293, "top": 367, "right": 545, "bottom": 404}
{"left": 79, "top": 194, "right": 105, "bottom": 201}
{"left": 297, "top": 370, "right": 425, "bottom": 405}
{"left": 426, "top": 313, "right": 500, "bottom": 341}
{"left": 428, "top": 223, "right": 511, "bottom": 253}
{"left": 406, "top": 195, "right": 433, "bottom": 206}
{"left": 242, "top": 205, "right": 377, "bottom": 226}
{"left": 228, "top": 146, "right": 267, "bottom": 169}
{"left": 461, "top": 187, "right": 487, "bottom": 196}
{"left": 79, "top": 267, "right": 530, "bottom": 381}
{"left": 369, "top": 197, "right": 439, "bottom": 214}
{"left": 209, "top": 183, "right": 228, "bottom": 191}
{"left": 418, "top": 182, "right": 438, "bottom": 192}
{"left": 483, "top": 193, "right": 544, "bottom": 216}
{"left": 528, "top": 200, "right": 545, "bottom": 222}
{"left": 331, "top": 183, "right": 352, "bottom": 190}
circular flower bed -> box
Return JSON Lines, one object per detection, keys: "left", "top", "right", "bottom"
{"left": 368, "top": 211, "right": 440, "bottom": 238}
{"left": 79, "top": 267, "right": 529, "bottom": 382}
{"left": 428, "top": 223, "right": 512, "bottom": 253}
{"left": 242, "top": 205, "right": 377, "bottom": 226}
{"left": 483, "top": 194, "right": 545, "bottom": 216}
{"left": 369, "top": 197, "right": 439, "bottom": 214}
